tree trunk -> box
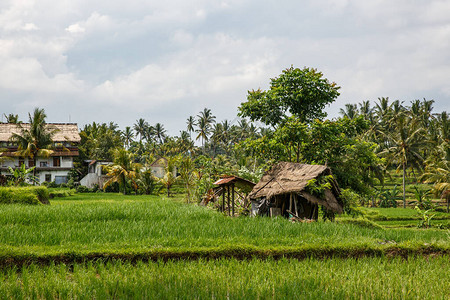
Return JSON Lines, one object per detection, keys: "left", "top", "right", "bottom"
{"left": 33, "top": 157, "right": 37, "bottom": 185}
{"left": 402, "top": 162, "right": 406, "bottom": 208}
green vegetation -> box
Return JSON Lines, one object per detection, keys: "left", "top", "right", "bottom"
{"left": 0, "top": 194, "right": 448, "bottom": 267}
{"left": 0, "top": 257, "right": 448, "bottom": 299}
{"left": 0, "top": 186, "right": 49, "bottom": 205}
{"left": 1, "top": 68, "right": 449, "bottom": 297}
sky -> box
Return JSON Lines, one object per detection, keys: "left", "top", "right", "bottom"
{"left": 0, "top": 0, "right": 449, "bottom": 135}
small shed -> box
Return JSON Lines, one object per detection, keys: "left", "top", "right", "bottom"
{"left": 211, "top": 176, "right": 256, "bottom": 216}
{"left": 249, "top": 162, "right": 343, "bottom": 220}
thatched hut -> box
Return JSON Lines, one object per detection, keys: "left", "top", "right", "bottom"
{"left": 207, "top": 176, "right": 256, "bottom": 216}
{"left": 249, "top": 162, "right": 343, "bottom": 220}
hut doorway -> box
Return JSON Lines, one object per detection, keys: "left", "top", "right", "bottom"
{"left": 269, "top": 193, "right": 318, "bottom": 220}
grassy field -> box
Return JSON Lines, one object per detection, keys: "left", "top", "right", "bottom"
{"left": 1, "top": 257, "right": 448, "bottom": 299}
{"left": 0, "top": 193, "right": 449, "bottom": 263}
{"left": 0, "top": 192, "right": 449, "bottom": 298}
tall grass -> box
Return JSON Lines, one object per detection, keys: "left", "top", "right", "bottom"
{"left": 0, "top": 195, "right": 448, "bottom": 258}
{"left": 0, "top": 257, "right": 448, "bottom": 299}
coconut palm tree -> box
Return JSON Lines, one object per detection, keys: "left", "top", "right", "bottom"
{"left": 195, "top": 117, "right": 209, "bottom": 152}
{"left": 10, "top": 108, "right": 58, "bottom": 180}
{"left": 195, "top": 108, "right": 216, "bottom": 153}
{"left": 339, "top": 103, "right": 358, "bottom": 119}
{"left": 133, "top": 118, "right": 148, "bottom": 142}
{"left": 4, "top": 113, "right": 20, "bottom": 124}
{"left": 158, "top": 156, "right": 179, "bottom": 197}
{"left": 144, "top": 125, "right": 156, "bottom": 143}
{"left": 122, "top": 126, "right": 134, "bottom": 149}
{"left": 154, "top": 123, "right": 166, "bottom": 144}
{"left": 422, "top": 160, "right": 450, "bottom": 212}
{"left": 381, "top": 115, "right": 429, "bottom": 208}
{"left": 358, "top": 100, "right": 372, "bottom": 119}
{"left": 186, "top": 116, "right": 196, "bottom": 139}
{"left": 103, "top": 148, "right": 141, "bottom": 195}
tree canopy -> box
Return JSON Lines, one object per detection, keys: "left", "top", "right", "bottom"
{"left": 238, "top": 67, "right": 340, "bottom": 127}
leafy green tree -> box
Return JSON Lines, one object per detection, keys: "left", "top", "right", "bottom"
{"left": 238, "top": 66, "right": 340, "bottom": 127}
{"left": 238, "top": 116, "right": 383, "bottom": 195}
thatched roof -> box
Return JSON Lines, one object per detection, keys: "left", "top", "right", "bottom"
{"left": 0, "top": 123, "right": 81, "bottom": 143}
{"left": 249, "top": 162, "right": 343, "bottom": 213}
{"left": 213, "top": 175, "right": 256, "bottom": 193}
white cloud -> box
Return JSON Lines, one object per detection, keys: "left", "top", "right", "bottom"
{"left": 0, "top": 0, "right": 448, "bottom": 133}
{"left": 66, "top": 23, "right": 85, "bottom": 34}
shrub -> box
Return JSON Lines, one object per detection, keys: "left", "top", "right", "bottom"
{"left": 76, "top": 185, "right": 91, "bottom": 193}
{"left": 47, "top": 181, "right": 59, "bottom": 188}
{"left": 0, "top": 186, "right": 50, "bottom": 205}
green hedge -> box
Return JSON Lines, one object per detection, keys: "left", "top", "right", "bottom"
{"left": 0, "top": 187, "right": 49, "bottom": 205}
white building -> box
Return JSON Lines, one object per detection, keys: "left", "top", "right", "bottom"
{"left": 80, "top": 160, "right": 112, "bottom": 188}
{"left": 0, "top": 123, "right": 81, "bottom": 184}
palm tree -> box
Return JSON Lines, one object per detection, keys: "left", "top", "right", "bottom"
{"left": 4, "top": 113, "right": 20, "bottom": 124}
{"left": 122, "top": 126, "right": 134, "bottom": 149}
{"left": 103, "top": 148, "right": 141, "bottom": 195}
{"left": 133, "top": 118, "right": 148, "bottom": 142}
{"left": 381, "top": 115, "right": 429, "bottom": 207}
{"left": 339, "top": 103, "right": 358, "bottom": 119}
{"left": 421, "top": 149, "right": 450, "bottom": 212}
{"left": 196, "top": 117, "right": 210, "bottom": 152}
{"left": 10, "top": 108, "right": 58, "bottom": 180}
{"left": 154, "top": 123, "right": 166, "bottom": 144}
{"left": 195, "top": 108, "right": 216, "bottom": 153}
{"left": 158, "top": 156, "right": 179, "bottom": 197}
{"left": 358, "top": 100, "right": 372, "bottom": 118}
{"left": 186, "top": 116, "right": 196, "bottom": 139}
{"left": 144, "top": 125, "right": 156, "bottom": 143}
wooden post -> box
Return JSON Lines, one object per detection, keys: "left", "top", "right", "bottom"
{"left": 222, "top": 186, "right": 225, "bottom": 212}
{"left": 232, "top": 184, "right": 235, "bottom": 216}
{"left": 227, "top": 185, "right": 230, "bottom": 216}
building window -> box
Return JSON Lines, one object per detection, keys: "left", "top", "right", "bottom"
{"left": 40, "top": 161, "right": 48, "bottom": 167}
{"left": 45, "top": 174, "right": 51, "bottom": 182}
{"left": 53, "top": 157, "right": 61, "bottom": 167}
{"left": 28, "top": 159, "right": 35, "bottom": 167}
{"left": 54, "top": 176, "right": 68, "bottom": 184}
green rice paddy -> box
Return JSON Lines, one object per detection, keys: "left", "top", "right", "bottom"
{"left": 0, "top": 192, "right": 449, "bottom": 298}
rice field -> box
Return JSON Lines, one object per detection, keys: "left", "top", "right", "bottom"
{"left": 0, "top": 257, "right": 448, "bottom": 299}
{"left": 0, "top": 193, "right": 449, "bottom": 260}
{"left": 1, "top": 192, "right": 449, "bottom": 298}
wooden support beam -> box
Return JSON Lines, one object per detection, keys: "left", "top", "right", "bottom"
{"left": 232, "top": 184, "right": 235, "bottom": 217}
{"left": 222, "top": 186, "right": 225, "bottom": 212}
{"left": 227, "top": 185, "right": 230, "bottom": 216}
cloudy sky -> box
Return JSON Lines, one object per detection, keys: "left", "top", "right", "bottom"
{"left": 1, "top": 0, "right": 449, "bottom": 135}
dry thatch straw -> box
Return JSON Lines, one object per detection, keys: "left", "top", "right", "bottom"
{"left": 249, "top": 162, "right": 343, "bottom": 213}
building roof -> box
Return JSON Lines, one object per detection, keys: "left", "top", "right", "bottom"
{"left": 213, "top": 175, "right": 255, "bottom": 186}
{"left": 0, "top": 123, "right": 81, "bottom": 143}
{"left": 213, "top": 175, "right": 256, "bottom": 194}
{"left": 150, "top": 157, "right": 168, "bottom": 167}
{"left": 249, "top": 162, "right": 343, "bottom": 213}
